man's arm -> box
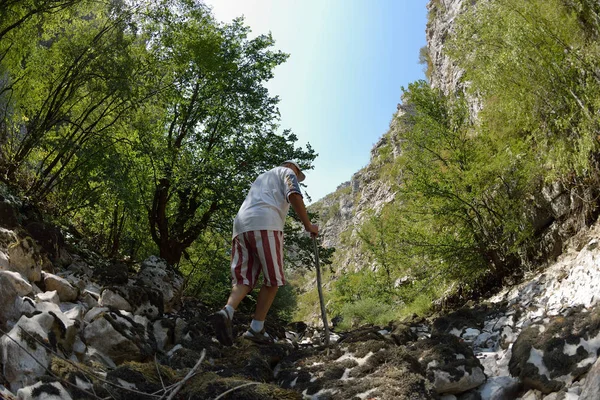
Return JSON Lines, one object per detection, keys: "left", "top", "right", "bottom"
{"left": 289, "top": 193, "right": 319, "bottom": 236}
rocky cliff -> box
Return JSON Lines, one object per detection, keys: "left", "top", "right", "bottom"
{"left": 311, "top": 0, "right": 600, "bottom": 280}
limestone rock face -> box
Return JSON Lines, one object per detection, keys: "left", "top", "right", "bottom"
{"left": 426, "top": 0, "right": 467, "bottom": 95}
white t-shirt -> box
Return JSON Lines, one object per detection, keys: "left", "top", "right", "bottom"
{"left": 232, "top": 166, "right": 302, "bottom": 238}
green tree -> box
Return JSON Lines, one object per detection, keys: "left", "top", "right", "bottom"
{"left": 134, "top": 1, "right": 316, "bottom": 265}
{"left": 0, "top": 0, "right": 146, "bottom": 202}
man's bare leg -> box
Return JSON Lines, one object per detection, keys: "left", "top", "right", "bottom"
{"left": 226, "top": 284, "right": 252, "bottom": 309}
{"left": 254, "top": 285, "right": 278, "bottom": 321}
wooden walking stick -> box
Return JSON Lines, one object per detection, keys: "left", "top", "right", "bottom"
{"left": 313, "top": 236, "right": 330, "bottom": 347}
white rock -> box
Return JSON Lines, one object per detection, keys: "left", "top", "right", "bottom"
{"left": 5, "top": 236, "right": 42, "bottom": 282}
{"left": 72, "top": 336, "right": 87, "bottom": 357}
{"left": 17, "top": 381, "right": 73, "bottom": 400}
{"left": 35, "top": 290, "right": 60, "bottom": 304}
{"left": 462, "top": 328, "right": 480, "bottom": 341}
{"left": 1, "top": 314, "right": 53, "bottom": 392}
{"left": 0, "top": 270, "right": 32, "bottom": 296}
{"left": 135, "top": 256, "right": 184, "bottom": 312}
{"left": 83, "top": 347, "right": 116, "bottom": 369}
{"left": 0, "top": 250, "right": 9, "bottom": 269}
{"left": 431, "top": 366, "right": 486, "bottom": 394}
{"left": 474, "top": 332, "right": 493, "bottom": 349}
{"left": 542, "top": 393, "right": 559, "bottom": 400}
{"left": 43, "top": 272, "right": 79, "bottom": 302}
{"left": 16, "top": 297, "right": 36, "bottom": 315}
{"left": 61, "top": 303, "right": 86, "bottom": 322}
{"left": 84, "top": 283, "right": 102, "bottom": 298}
{"left": 80, "top": 290, "right": 98, "bottom": 308}
{"left": 0, "top": 271, "right": 21, "bottom": 328}
{"left": 580, "top": 356, "right": 600, "bottom": 400}
{"left": 154, "top": 320, "right": 170, "bottom": 352}
{"left": 83, "top": 310, "right": 148, "bottom": 365}
{"left": 84, "top": 306, "right": 109, "bottom": 323}
{"left": 478, "top": 376, "right": 520, "bottom": 400}
{"left": 99, "top": 288, "right": 132, "bottom": 311}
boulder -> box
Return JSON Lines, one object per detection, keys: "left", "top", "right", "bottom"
{"left": 153, "top": 318, "right": 175, "bottom": 352}
{"left": 1, "top": 312, "right": 68, "bottom": 391}
{"left": 580, "top": 356, "right": 600, "bottom": 400}
{"left": 0, "top": 270, "right": 32, "bottom": 296}
{"left": 0, "top": 232, "right": 43, "bottom": 282}
{"left": 36, "top": 290, "right": 60, "bottom": 304}
{"left": 477, "top": 376, "right": 520, "bottom": 400}
{"left": 411, "top": 333, "right": 486, "bottom": 395}
{"left": 135, "top": 256, "right": 183, "bottom": 313}
{"left": 42, "top": 272, "right": 79, "bottom": 302}
{"left": 17, "top": 381, "right": 73, "bottom": 400}
{"left": 82, "top": 308, "right": 155, "bottom": 365}
{"left": 0, "top": 249, "right": 8, "bottom": 269}
{"left": 0, "top": 271, "right": 21, "bottom": 329}
{"left": 509, "top": 308, "right": 600, "bottom": 394}
{"left": 99, "top": 288, "right": 132, "bottom": 311}
{"left": 99, "top": 285, "right": 163, "bottom": 318}
{"left": 33, "top": 303, "right": 80, "bottom": 355}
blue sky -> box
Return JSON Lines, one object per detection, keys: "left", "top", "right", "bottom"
{"left": 205, "top": 1, "right": 428, "bottom": 203}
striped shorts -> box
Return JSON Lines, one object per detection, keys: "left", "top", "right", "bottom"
{"left": 230, "top": 230, "right": 285, "bottom": 288}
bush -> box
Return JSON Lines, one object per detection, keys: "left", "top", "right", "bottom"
{"left": 336, "top": 298, "right": 397, "bottom": 330}
{"left": 269, "top": 284, "right": 297, "bottom": 323}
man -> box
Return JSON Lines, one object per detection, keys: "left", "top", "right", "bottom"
{"left": 212, "top": 161, "right": 319, "bottom": 346}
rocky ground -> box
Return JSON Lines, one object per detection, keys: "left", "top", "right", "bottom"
{"left": 1, "top": 193, "right": 600, "bottom": 399}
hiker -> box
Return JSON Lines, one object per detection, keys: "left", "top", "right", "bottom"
{"left": 212, "top": 160, "right": 319, "bottom": 346}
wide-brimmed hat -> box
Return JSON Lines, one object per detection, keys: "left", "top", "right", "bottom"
{"left": 281, "top": 160, "right": 306, "bottom": 182}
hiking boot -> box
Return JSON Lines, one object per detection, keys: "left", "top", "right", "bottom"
{"left": 242, "top": 327, "right": 275, "bottom": 345}
{"left": 211, "top": 309, "right": 233, "bottom": 346}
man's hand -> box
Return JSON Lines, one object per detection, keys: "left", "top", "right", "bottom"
{"left": 305, "top": 223, "right": 319, "bottom": 237}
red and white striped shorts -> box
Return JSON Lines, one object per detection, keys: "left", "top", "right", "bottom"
{"left": 230, "top": 230, "right": 285, "bottom": 288}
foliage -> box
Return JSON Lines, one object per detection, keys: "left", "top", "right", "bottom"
{"left": 337, "top": 0, "right": 600, "bottom": 314}
{"left": 418, "top": 46, "right": 432, "bottom": 82}
{"left": 0, "top": 0, "right": 319, "bottom": 313}
{"left": 335, "top": 298, "right": 397, "bottom": 330}
{"left": 448, "top": 0, "right": 600, "bottom": 177}
{"left": 131, "top": 1, "right": 316, "bottom": 265}
{"left": 285, "top": 209, "right": 334, "bottom": 270}
{"left": 268, "top": 284, "right": 297, "bottom": 323}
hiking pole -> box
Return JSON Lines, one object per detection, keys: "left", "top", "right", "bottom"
{"left": 313, "top": 236, "right": 330, "bottom": 347}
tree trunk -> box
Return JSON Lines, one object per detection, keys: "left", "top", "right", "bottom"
{"left": 159, "top": 240, "right": 185, "bottom": 267}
